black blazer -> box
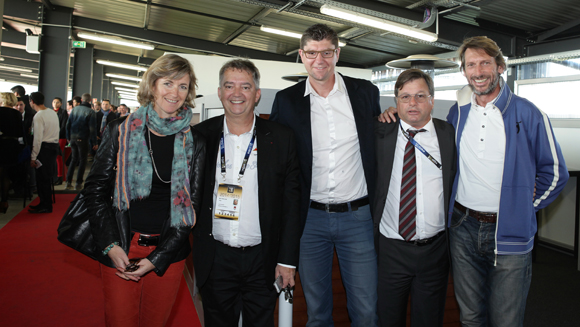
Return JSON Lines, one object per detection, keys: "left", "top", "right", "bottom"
{"left": 372, "top": 116, "right": 457, "bottom": 248}
{"left": 192, "top": 115, "right": 301, "bottom": 290}
{"left": 270, "top": 74, "right": 381, "bottom": 228}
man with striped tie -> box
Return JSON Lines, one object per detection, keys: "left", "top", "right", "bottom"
{"left": 373, "top": 69, "right": 456, "bottom": 327}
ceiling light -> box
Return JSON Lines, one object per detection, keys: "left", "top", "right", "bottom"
{"left": 0, "top": 65, "right": 33, "bottom": 73}
{"left": 118, "top": 94, "right": 137, "bottom": 99}
{"left": 106, "top": 73, "right": 142, "bottom": 82}
{"left": 78, "top": 32, "right": 155, "bottom": 50}
{"left": 96, "top": 60, "right": 149, "bottom": 72}
{"left": 261, "top": 25, "right": 346, "bottom": 47}
{"left": 320, "top": 4, "right": 438, "bottom": 43}
{"left": 115, "top": 87, "right": 139, "bottom": 92}
{"left": 20, "top": 73, "right": 38, "bottom": 78}
{"left": 261, "top": 26, "right": 302, "bottom": 39}
{"left": 111, "top": 81, "right": 140, "bottom": 88}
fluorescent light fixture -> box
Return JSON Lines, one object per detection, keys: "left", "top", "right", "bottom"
{"left": 115, "top": 87, "right": 139, "bottom": 93}
{"left": 96, "top": 60, "right": 149, "bottom": 72}
{"left": 78, "top": 32, "right": 155, "bottom": 50}
{"left": 320, "top": 4, "right": 438, "bottom": 43}
{"left": 106, "top": 73, "right": 142, "bottom": 82}
{"left": 261, "top": 25, "right": 346, "bottom": 47}
{"left": 261, "top": 26, "right": 302, "bottom": 39}
{"left": 111, "top": 81, "right": 140, "bottom": 88}
{"left": 20, "top": 73, "right": 38, "bottom": 78}
{"left": 0, "top": 65, "right": 33, "bottom": 73}
{"left": 117, "top": 93, "right": 138, "bottom": 98}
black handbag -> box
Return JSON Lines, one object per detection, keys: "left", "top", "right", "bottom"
{"left": 57, "top": 191, "right": 100, "bottom": 260}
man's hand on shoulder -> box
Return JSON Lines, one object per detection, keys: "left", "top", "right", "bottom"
{"left": 378, "top": 107, "right": 398, "bottom": 123}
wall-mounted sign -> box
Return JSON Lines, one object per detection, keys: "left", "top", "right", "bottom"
{"left": 72, "top": 41, "right": 86, "bottom": 48}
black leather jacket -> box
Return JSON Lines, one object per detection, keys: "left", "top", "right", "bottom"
{"left": 84, "top": 116, "right": 205, "bottom": 276}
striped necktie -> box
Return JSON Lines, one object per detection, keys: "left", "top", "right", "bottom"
{"left": 399, "top": 129, "right": 425, "bottom": 241}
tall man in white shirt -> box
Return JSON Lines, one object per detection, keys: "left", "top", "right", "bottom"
{"left": 28, "top": 92, "right": 60, "bottom": 213}
{"left": 271, "top": 24, "right": 380, "bottom": 326}
{"left": 382, "top": 36, "right": 569, "bottom": 327}
{"left": 193, "top": 59, "right": 301, "bottom": 327}
{"left": 374, "top": 69, "right": 456, "bottom": 327}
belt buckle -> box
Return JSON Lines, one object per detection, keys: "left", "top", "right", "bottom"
{"left": 138, "top": 234, "right": 151, "bottom": 246}
{"left": 325, "top": 203, "right": 330, "bottom": 213}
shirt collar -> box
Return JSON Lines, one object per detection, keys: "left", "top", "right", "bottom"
{"left": 223, "top": 113, "right": 256, "bottom": 136}
{"left": 400, "top": 117, "right": 435, "bottom": 137}
{"left": 303, "top": 72, "right": 344, "bottom": 97}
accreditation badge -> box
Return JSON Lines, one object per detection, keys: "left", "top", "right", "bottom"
{"left": 215, "top": 183, "right": 242, "bottom": 220}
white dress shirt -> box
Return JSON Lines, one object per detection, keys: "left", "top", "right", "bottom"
{"left": 380, "top": 119, "right": 445, "bottom": 240}
{"left": 306, "top": 72, "right": 367, "bottom": 203}
{"left": 212, "top": 115, "right": 261, "bottom": 248}
{"left": 455, "top": 91, "right": 506, "bottom": 212}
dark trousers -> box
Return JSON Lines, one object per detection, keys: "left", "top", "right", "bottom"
{"left": 199, "top": 242, "right": 278, "bottom": 327}
{"left": 66, "top": 138, "right": 89, "bottom": 185}
{"left": 35, "top": 142, "right": 58, "bottom": 209}
{"left": 378, "top": 232, "right": 449, "bottom": 327}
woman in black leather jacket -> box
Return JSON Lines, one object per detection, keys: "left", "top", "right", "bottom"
{"left": 83, "top": 54, "right": 205, "bottom": 327}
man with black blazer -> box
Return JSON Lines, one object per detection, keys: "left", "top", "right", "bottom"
{"left": 270, "top": 24, "right": 380, "bottom": 326}
{"left": 373, "top": 69, "right": 456, "bottom": 327}
{"left": 193, "top": 59, "right": 301, "bottom": 327}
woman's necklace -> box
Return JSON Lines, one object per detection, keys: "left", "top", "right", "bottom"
{"left": 147, "top": 128, "right": 171, "bottom": 184}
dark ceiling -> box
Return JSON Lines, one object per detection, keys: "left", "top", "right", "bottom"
{"left": 2, "top": 0, "right": 580, "bottom": 86}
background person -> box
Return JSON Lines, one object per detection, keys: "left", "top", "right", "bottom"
{"left": 0, "top": 93, "right": 24, "bottom": 213}
{"left": 82, "top": 53, "right": 205, "bottom": 327}
{"left": 65, "top": 94, "right": 97, "bottom": 190}
{"left": 53, "top": 97, "right": 68, "bottom": 185}
{"left": 28, "top": 92, "right": 59, "bottom": 214}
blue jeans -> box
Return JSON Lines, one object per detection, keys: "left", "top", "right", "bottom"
{"left": 299, "top": 203, "right": 378, "bottom": 327}
{"left": 449, "top": 205, "right": 532, "bottom": 327}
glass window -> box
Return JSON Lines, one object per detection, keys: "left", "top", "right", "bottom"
{"left": 516, "top": 76, "right": 580, "bottom": 119}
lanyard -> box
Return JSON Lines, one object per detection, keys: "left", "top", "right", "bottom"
{"left": 220, "top": 127, "right": 257, "bottom": 182}
{"left": 399, "top": 122, "right": 442, "bottom": 170}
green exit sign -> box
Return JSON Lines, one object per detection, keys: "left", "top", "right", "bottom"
{"left": 72, "top": 41, "right": 86, "bottom": 48}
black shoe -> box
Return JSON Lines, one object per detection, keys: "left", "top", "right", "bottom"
{"left": 28, "top": 208, "right": 52, "bottom": 214}
{"left": 54, "top": 177, "right": 63, "bottom": 185}
{"left": 29, "top": 204, "right": 42, "bottom": 210}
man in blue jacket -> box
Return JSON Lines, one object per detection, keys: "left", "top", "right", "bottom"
{"left": 383, "top": 36, "right": 568, "bottom": 327}
{"left": 448, "top": 36, "right": 568, "bottom": 327}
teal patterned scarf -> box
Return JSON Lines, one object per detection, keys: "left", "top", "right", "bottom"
{"left": 113, "top": 103, "right": 195, "bottom": 227}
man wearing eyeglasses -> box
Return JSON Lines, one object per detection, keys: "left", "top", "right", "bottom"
{"left": 271, "top": 23, "right": 380, "bottom": 326}
{"left": 374, "top": 69, "right": 456, "bottom": 327}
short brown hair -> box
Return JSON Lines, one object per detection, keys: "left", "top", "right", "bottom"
{"left": 394, "top": 69, "right": 434, "bottom": 100}
{"left": 301, "top": 24, "right": 339, "bottom": 49}
{"left": 81, "top": 93, "right": 91, "bottom": 103}
{"left": 137, "top": 54, "right": 197, "bottom": 108}
{"left": 219, "top": 59, "right": 260, "bottom": 89}
{"left": 0, "top": 92, "right": 18, "bottom": 107}
{"left": 458, "top": 36, "right": 506, "bottom": 72}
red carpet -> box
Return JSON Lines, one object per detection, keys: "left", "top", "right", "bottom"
{"left": 0, "top": 194, "right": 201, "bottom": 327}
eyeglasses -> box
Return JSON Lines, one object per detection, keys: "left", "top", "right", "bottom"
{"left": 396, "top": 93, "right": 432, "bottom": 103}
{"left": 301, "top": 49, "right": 338, "bottom": 59}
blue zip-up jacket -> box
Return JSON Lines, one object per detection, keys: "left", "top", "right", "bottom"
{"left": 447, "top": 79, "right": 569, "bottom": 255}
{"left": 66, "top": 102, "right": 97, "bottom": 147}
